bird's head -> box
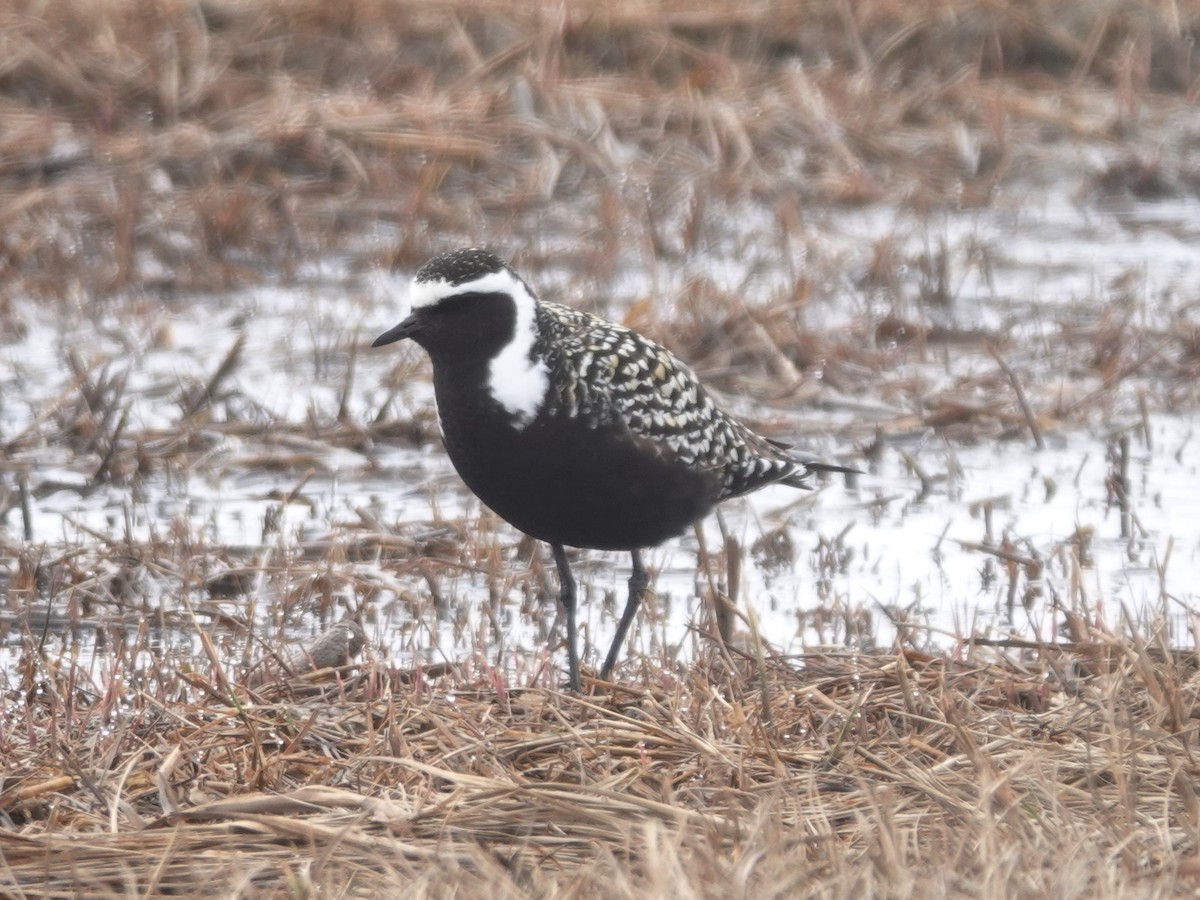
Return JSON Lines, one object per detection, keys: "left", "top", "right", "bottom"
{"left": 372, "top": 248, "right": 538, "bottom": 362}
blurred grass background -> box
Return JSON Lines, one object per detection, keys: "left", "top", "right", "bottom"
{"left": 2, "top": 0, "right": 1196, "bottom": 301}
{"left": 3, "top": 2, "right": 1200, "bottom": 896}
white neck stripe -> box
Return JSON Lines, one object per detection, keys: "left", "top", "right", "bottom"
{"left": 486, "top": 274, "right": 548, "bottom": 427}
{"left": 409, "top": 267, "right": 549, "bottom": 428}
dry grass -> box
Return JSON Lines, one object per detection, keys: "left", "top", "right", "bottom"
{"left": 4, "top": 622, "right": 1200, "bottom": 897}
{"left": 2, "top": 0, "right": 1197, "bottom": 298}
{"left": 4, "top": 0, "right": 1200, "bottom": 896}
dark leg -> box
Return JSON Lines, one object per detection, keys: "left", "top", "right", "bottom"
{"left": 550, "top": 543, "right": 582, "bottom": 692}
{"left": 600, "top": 549, "right": 649, "bottom": 681}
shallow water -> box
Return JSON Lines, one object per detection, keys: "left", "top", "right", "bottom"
{"left": 2, "top": 188, "right": 1199, "bottom": 680}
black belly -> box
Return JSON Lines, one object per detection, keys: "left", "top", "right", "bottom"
{"left": 439, "top": 405, "right": 722, "bottom": 551}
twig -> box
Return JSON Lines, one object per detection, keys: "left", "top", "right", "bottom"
{"left": 987, "top": 342, "right": 1044, "bottom": 450}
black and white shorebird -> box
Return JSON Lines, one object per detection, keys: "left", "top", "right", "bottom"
{"left": 373, "top": 248, "right": 854, "bottom": 690}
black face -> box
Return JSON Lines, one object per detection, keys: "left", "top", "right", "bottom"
{"left": 373, "top": 291, "right": 518, "bottom": 366}
{"left": 372, "top": 248, "right": 527, "bottom": 370}
{"left": 419, "top": 291, "right": 517, "bottom": 360}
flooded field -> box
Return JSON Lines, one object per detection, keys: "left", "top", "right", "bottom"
{"left": 4, "top": 187, "right": 1198, "bottom": 681}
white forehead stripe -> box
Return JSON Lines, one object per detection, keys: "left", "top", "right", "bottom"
{"left": 409, "top": 270, "right": 529, "bottom": 310}
{"left": 410, "top": 267, "right": 549, "bottom": 428}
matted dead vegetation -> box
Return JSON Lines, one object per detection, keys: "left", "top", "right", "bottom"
{"left": 4, "top": 626, "right": 1200, "bottom": 897}
{"left": 4, "top": 0, "right": 1200, "bottom": 896}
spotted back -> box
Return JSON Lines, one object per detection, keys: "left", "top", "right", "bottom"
{"left": 533, "top": 301, "right": 810, "bottom": 499}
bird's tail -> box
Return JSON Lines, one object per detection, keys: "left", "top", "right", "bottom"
{"left": 779, "top": 455, "right": 860, "bottom": 489}
{"left": 803, "top": 460, "right": 860, "bottom": 476}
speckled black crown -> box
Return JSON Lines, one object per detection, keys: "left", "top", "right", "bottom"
{"left": 414, "top": 247, "right": 508, "bottom": 286}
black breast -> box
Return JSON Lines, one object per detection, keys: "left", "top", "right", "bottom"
{"left": 434, "top": 365, "right": 722, "bottom": 551}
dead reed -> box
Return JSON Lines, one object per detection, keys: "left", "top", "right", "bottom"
{"left": 2, "top": 0, "right": 1197, "bottom": 299}
{"left": 3, "top": 617, "right": 1200, "bottom": 897}
{"left": 4, "top": 1, "right": 1200, "bottom": 896}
